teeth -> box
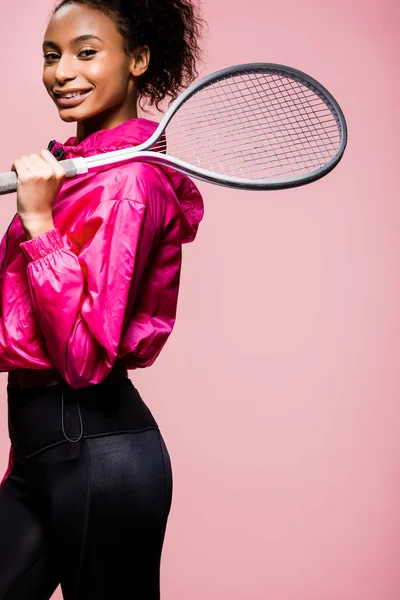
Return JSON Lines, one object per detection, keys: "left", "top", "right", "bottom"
{"left": 59, "top": 91, "right": 87, "bottom": 98}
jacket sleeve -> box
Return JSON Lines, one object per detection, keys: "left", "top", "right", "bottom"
{"left": 19, "top": 198, "right": 155, "bottom": 389}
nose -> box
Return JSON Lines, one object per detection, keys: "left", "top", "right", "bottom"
{"left": 54, "top": 54, "right": 77, "bottom": 84}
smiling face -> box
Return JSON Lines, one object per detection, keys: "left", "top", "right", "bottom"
{"left": 42, "top": 3, "right": 150, "bottom": 141}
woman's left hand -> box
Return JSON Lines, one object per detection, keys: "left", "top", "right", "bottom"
{"left": 12, "top": 149, "right": 66, "bottom": 228}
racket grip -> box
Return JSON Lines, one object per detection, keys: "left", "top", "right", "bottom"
{"left": 0, "top": 171, "right": 18, "bottom": 195}
{"left": 0, "top": 158, "right": 86, "bottom": 196}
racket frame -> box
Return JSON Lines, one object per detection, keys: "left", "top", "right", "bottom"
{"left": 77, "top": 63, "right": 348, "bottom": 190}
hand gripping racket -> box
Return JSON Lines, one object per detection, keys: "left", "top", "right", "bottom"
{"left": 0, "top": 62, "right": 347, "bottom": 194}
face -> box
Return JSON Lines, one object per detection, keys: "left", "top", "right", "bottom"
{"left": 42, "top": 3, "right": 149, "bottom": 135}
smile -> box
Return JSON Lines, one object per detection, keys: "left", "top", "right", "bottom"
{"left": 55, "top": 89, "right": 92, "bottom": 107}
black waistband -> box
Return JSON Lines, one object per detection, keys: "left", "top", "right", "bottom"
{"left": 7, "top": 378, "right": 159, "bottom": 459}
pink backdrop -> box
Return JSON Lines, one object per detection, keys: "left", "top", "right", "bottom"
{"left": 1, "top": 0, "right": 399, "bottom": 598}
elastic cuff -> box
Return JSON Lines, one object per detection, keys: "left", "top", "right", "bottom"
{"left": 20, "top": 228, "right": 65, "bottom": 262}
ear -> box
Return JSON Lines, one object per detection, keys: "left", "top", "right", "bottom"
{"left": 130, "top": 45, "right": 150, "bottom": 78}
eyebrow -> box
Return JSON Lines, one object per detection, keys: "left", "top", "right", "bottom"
{"left": 42, "top": 34, "right": 104, "bottom": 49}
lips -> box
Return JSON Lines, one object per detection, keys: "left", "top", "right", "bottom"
{"left": 54, "top": 89, "right": 93, "bottom": 107}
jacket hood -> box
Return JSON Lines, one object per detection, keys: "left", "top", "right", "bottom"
{"left": 48, "top": 117, "right": 204, "bottom": 244}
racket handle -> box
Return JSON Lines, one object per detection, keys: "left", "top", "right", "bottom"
{"left": 0, "top": 171, "right": 18, "bottom": 195}
{"left": 0, "top": 158, "right": 87, "bottom": 196}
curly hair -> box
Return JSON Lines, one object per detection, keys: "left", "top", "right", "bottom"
{"left": 52, "top": 0, "right": 204, "bottom": 109}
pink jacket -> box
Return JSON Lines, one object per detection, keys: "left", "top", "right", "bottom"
{"left": 0, "top": 117, "right": 204, "bottom": 483}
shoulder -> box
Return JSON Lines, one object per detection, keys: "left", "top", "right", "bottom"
{"left": 102, "top": 161, "right": 179, "bottom": 235}
{"left": 108, "top": 161, "right": 170, "bottom": 206}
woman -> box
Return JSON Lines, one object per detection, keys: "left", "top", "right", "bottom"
{"left": 0, "top": 0, "right": 204, "bottom": 598}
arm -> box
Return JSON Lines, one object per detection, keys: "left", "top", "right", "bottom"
{"left": 19, "top": 198, "right": 154, "bottom": 389}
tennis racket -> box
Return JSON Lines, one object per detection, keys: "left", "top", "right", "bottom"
{"left": 0, "top": 62, "right": 347, "bottom": 194}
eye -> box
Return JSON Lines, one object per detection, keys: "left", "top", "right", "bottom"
{"left": 78, "top": 49, "right": 97, "bottom": 59}
{"left": 42, "top": 49, "right": 97, "bottom": 62}
{"left": 43, "top": 53, "right": 59, "bottom": 62}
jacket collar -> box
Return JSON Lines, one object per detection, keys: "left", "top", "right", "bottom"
{"left": 48, "top": 117, "right": 159, "bottom": 160}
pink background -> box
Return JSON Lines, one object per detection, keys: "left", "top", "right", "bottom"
{"left": 1, "top": 0, "right": 399, "bottom": 598}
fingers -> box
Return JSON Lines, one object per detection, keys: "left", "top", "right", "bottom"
{"left": 11, "top": 150, "right": 65, "bottom": 179}
{"left": 40, "top": 149, "right": 66, "bottom": 178}
{"left": 25, "top": 154, "right": 54, "bottom": 178}
{"left": 12, "top": 157, "right": 31, "bottom": 178}
{"left": 39, "top": 149, "right": 65, "bottom": 169}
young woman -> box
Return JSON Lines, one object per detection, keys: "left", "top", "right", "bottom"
{"left": 0, "top": 1, "right": 204, "bottom": 598}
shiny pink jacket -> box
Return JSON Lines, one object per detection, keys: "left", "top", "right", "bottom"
{"left": 0, "top": 117, "right": 204, "bottom": 483}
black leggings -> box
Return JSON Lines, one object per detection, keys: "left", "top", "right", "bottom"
{"left": 0, "top": 377, "right": 173, "bottom": 600}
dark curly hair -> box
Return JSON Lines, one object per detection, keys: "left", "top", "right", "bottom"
{"left": 52, "top": 0, "right": 204, "bottom": 109}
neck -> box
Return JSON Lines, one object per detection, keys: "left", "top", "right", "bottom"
{"left": 75, "top": 104, "right": 138, "bottom": 145}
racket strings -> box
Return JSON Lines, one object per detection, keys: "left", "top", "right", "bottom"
{"left": 158, "top": 87, "right": 336, "bottom": 143}
{"left": 154, "top": 121, "right": 340, "bottom": 157}
{"left": 233, "top": 74, "right": 338, "bottom": 163}
{"left": 153, "top": 125, "right": 340, "bottom": 178}
{"left": 155, "top": 69, "right": 343, "bottom": 180}
{"left": 234, "top": 75, "right": 322, "bottom": 175}
{"left": 157, "top": 81, "right": 338, "bottom": 149}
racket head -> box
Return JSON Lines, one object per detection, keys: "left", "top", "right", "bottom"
{"left": 143, "top": 63, "right": 348, "bottom": 190}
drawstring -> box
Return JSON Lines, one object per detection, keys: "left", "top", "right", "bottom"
{"left": 61, "top": 385, "right": 83, "bottom": 443}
